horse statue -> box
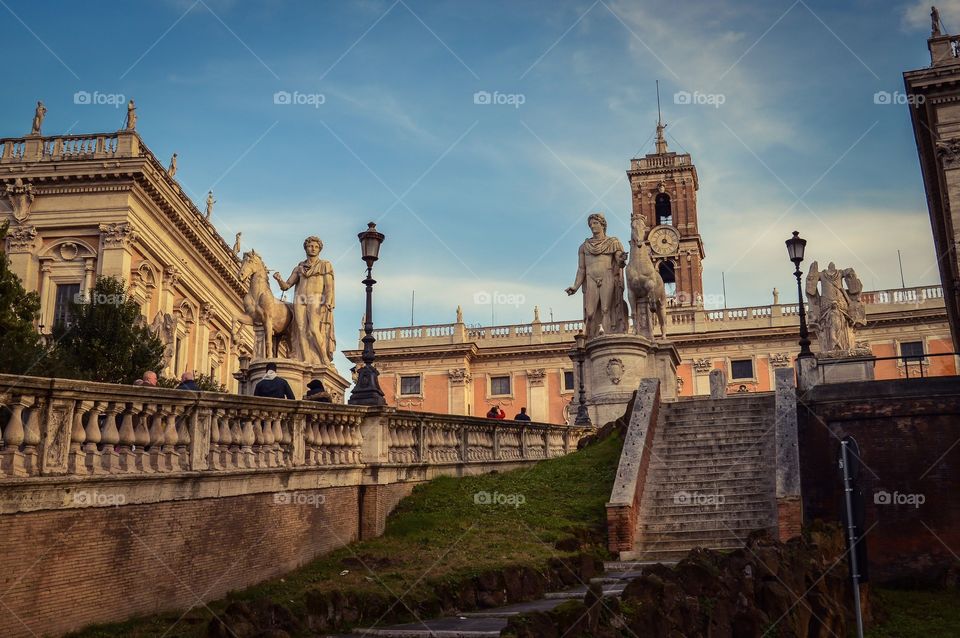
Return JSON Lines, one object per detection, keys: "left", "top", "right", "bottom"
{"left": 625, "top": 215, "right": 667, "bottom": 339}
{"left": 237, "top": 250, "right": 293, "bottom": 358}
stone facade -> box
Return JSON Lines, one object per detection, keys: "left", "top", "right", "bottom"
{"left": 0, "top": 129, "right": 254, "bottom": 388}
{"left": 344, "top": 286, "right": 955, "bottom": 423}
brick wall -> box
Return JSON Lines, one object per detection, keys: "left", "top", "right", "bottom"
{"left": 0, "top": 486, "right": 361, "bottom": 638}
{"left": 777, "top": 497, "right": 802, "bottom": 542}
{"left": 798, "top": 377, "right": 960, "bottom": 584}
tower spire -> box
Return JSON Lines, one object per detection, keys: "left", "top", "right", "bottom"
{"left": 655, "top": 80, "right": 669, "bottom": 154}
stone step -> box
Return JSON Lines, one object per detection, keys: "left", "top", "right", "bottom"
{"left": 543, "top": 582, "right": 626, "bottom": 600}
{"left": 659, "top": 449, "right": 765, "bottom": 463}
{"left": 652, "top": 476, "right": 773, "bottom": 490}
{"left": 628, "top": 545, "right": 740, "bottom": 562}
{"left": 639, "top": 535, "right": 750, "bottom": 550}
{"left": 640, "top": 520, "right": 774, "bottom": 536}
{"left": 460, "top": 598, "right": 567, "bottom": 618}
{"left": 649, "top": 496, "right": 774, "bottom": 510}
{"left": 664, "top": 414, "right": 769, "bottom": 425}
{"left": 604, "top": 559, "right": 678, "bottom": 570}
{"left": 665, "top": 428, "right": 772, "bottom": 441}
{"left": 662, "top": 440, "right": 771, "bottom": 453}
{"left": 640, "top": 507, "right": 776, "bottom": 522}
{"left": 351, "top": 617, "right": 506, "bottom": 637}
{"left": 590, "top": 571, "right": 645, "bottom": 584}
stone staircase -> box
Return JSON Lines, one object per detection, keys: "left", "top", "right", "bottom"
{"left": 622, "top": 393, "right": 778, "bottom": 564}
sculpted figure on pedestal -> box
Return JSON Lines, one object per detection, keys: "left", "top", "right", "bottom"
{"left": 565, "top": 213, "right": 629, "bottom": 339}
{"left": 238, "top": 250, "right": 293, "bottom": 359}
{"left": 125, "top": 100, "right": 137, "bottom": 130}
{"left": 274, "top": 236, "right": 336, "bottom": 366}
{"left": 805, "top": 261, "right": 867, "bottom": 355}
{"left": 30, "top": 101, "right": 46, "bottom": 135}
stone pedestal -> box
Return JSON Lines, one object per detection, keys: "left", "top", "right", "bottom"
{"left": 583, "top": 334, "right": 680, "bottom": 426}
{"left": 246, "top": 358, "right": 350, "bottom": 403}
{"left": 817, "top": 354, "right": 876, "bottom": 386}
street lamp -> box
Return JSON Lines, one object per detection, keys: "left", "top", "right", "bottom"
{"left": 569, "top": 331, "right": 592, "bottom": 426}
{"left": 349, "top": 222, "right": 387, "bottom": 406}
{"left": 785, "top": 231, "right": 813, "bottom": 359}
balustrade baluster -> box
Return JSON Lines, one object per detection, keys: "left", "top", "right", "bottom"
{"left": 117, "top": 403, "right": 136, "bottom": 472}
{"left": 68, "top": 403, "right": 89, "bottom": 475}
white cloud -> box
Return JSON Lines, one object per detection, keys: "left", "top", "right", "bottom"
{"left": 904, "top": 1, "right": 960, "bottom": 32}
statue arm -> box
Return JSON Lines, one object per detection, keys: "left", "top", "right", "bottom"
{"left": 804, "top": 262, "right": 819, "bottom": 298}
{"left": 275, "top": 269, "right": 297, "bottom": 291}
{"left": 324, "top": 265, "right": 335, "bottom": 309}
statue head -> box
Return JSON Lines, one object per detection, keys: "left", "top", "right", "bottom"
{"left": 587, "top": 213, "right": 607, "bottom": 236}
{"left": 303, "top": 236, "right": 323, "bottom": 256}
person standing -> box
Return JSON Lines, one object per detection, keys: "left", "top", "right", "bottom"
{"left": 254, "top": 362, "right": 295, "bottom": 399}
{"left": 514, "top": 407, "right": 531, "bottom": 421}
{"left": 176, "top": 371, "right": 200, "bottom": 391}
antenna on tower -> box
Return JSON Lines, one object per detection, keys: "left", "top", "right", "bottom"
{"left": 654, "top": 80, "right": 669, "bottom": 154}
{"left": 656, "top": 79, "right": 662, "bottom": 125}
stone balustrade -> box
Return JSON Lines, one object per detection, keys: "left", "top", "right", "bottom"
{"left": 1, "top": 132, "right": 127, "bottom": 163}
{"left": 359, "top": 284, "right": 945, "bottom": 348}
{"left": 0, "top": 373, "right": 585, "bottom": 483}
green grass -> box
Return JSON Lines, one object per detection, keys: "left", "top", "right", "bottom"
{"left": 865, "top": 588, "right": 960, "bottom": 638}
{"left": 69, "top": 433, "right": 622, "bottom": 637}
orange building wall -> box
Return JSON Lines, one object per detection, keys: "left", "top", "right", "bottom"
{"left": 423, "top": 374, "right": 448, "bottom": 413}
{"left": 678, "top": 363, "right": 694, "bottom": 398}
{"left": 872, "top": 343, "right": 898, "bottom": 380}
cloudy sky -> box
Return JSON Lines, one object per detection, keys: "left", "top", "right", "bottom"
{"left": 1, "top": 0, "right": 952, "bottom": 378}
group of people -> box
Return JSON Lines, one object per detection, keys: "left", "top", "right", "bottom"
{"left": 132, "top": 362, "right": 331, "bottom": 402}
{"left": 486, "top": 405, "right": 531, "bottom": 421}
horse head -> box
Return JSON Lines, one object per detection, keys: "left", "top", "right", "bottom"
{"left": 630, "top": 215, "right": 649, "bottom": 248}
{"left": 239, "top": 249, "right": 264, "bottom": 281}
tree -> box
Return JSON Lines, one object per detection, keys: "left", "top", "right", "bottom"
{"left": 0, "top": 222, "right": 48, "bottom": 375}
{"left": 52, "top": 276, "right": 165, "bottom": 384}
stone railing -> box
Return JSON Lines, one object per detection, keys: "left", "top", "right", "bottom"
{"left": 357, "top": 285, "right": 944, "bottom": 349}
{"left": 630, "top": 153, "right": 691, "bottom": 171}
{"left": 0, "top": 374, "right": 586, "bottom": 481}
{"left": 1, "top": 132, "right": 129, "bottom": 163}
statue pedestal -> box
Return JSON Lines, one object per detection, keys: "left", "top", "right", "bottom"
{"left": 583, "top": 334, "right": 680, "bottom": 426}
{"left": 806, "top": 354, "right": 876, "bottom": 390}
{"left": 246, "top": 358, "right": 350, "bottom": 403}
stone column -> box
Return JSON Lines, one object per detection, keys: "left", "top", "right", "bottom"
{"left": 97, "top": 222, "right": 137, "bottom": 281}
{"left": 38, "top": 259, "right": 52, "bottom": 327}
{"left": 447, "top": 368, "right": 471, "bottom": 416}
{"left": 526, "top": 368, "right": 547, "bottom": 421}
{"left": 82, "top": 257, "right": 95, "bottom": 294}
{"left": 774, "top": 367, "right": 802, "bottom": 541}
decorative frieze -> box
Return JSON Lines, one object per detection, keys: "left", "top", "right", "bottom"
{"left": 937, "top": 138, "right": 960, "bottom": 167}
{"left": 692, "top": 358, "right": 712, "bottom": 374}
{"left": 606, "top": 358, "right": 624, "bottom": 385}
{"left": 526, "top": 368, "right": 546, "bottom": 386}
{"left": 769, "top": 352, "right": 792, "bottom": 368}
{"left": 448, "top": 368, "right": 471, "bottom": 385}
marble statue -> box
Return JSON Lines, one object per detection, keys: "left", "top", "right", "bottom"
{"left": 274, "top": 236, "right": 336, "bottom": 366}
{"left": 805, "top": 261, "right": 867, "bottom": 354}
{"left": 625, "top": 215, "right": 667, "bottom": 339}
{"left": 125, "top": 100, "right": 137, "bottom": 130}
{"left": 31, "top": 101, "right": 46, "bottom": 136}
{"left": 932, "top": 6, "right": 942, "bottom": 37}
{"left": 456, "top": 305, "right": 463, "bottom": 323}
{"left": 238, "top": 250, "right": 293, "bottom": 358}
{"left": 205, "top": 191, "right": 215, "bottom": 219}
{"left": 168, "top": 153, "right": 178, "bottom": 177}
{"left": 233, "top": 232, "right": 242, "bottom": 255}
{"left": 772, "top": 287, "right": 780, "bottom": 305}
{"left": 566, "top": 213, "right": 629, "bottom": 339}
{"left": 150, "top": 311, "right": 178, "bottom": 370}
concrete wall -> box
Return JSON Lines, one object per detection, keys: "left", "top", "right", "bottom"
{"left": 798, "top": 377, "right": 960, "bottom": 584}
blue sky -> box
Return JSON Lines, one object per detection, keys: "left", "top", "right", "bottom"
{"left": 1, "top": 0, "right": 952, "bottom": 378}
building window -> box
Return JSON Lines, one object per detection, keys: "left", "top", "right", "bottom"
{"left": 563, "top": 370, "right": 575, "bottom": 391}
{"left": 900, "top": 341, "right": 924, "bottom": 362}
{"left": 730, "top": 359, "right": 754, "bottom": 380}
{"left": 53, "top": 283, "right": 81, "bottom": 328}
{"left": 490, "top": 375, "right": 511, "bottom": 396}
{"left": 400, "top": 375, "right": 421, "bottom": 395}
{"left": 655, "top": 193, "right": 672, "bottom": 226}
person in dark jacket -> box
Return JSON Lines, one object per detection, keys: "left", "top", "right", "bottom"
{"left": 176, "top": 371, "right": 201, "bottom": 391}
{"left": 254, "top": 363, "right": 295, "bottom": 399}
{"left": 514, "top": 407, "right": 531, "bottom": 421}
{"left": 304, "top": 378, "right": 332, "bottom": 402}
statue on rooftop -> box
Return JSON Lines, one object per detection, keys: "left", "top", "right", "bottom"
{"left": 30, "top": 101, "right": 46, "bottom": 136}
{"left": 566, "top": 213, "right": 629, "bottom": 339}
{"left": 932, "top": 6, "right": 942, "bottom": 37}
{"left": 274, "top": 236, "right": 336, "bottom": 366}
{"left": 233, "top": 232, "right": 242, "bottom": 255}
{"left": 805, "top": 261, "right": 868, "bottom": 355}
{"left": 125, "top": 100, "right": 137, "bottom": 130}
{"left": 168, "top": 153, "right": 178, "bottom": 177}
{"left": 205, "top": 191, "right": 216, "bottom": 219}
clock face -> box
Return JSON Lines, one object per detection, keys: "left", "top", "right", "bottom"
{"left": 649, "top": 225, "right": 680, "bottom": 256}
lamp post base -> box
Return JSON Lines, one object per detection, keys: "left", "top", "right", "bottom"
{"left": 349, "top": 364, "right": 386, "bottom": 406}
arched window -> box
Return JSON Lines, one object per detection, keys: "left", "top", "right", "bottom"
{"left": 659, "top": 260, "right": 676, "bottom": 297}
{"left": 655, "top": 193, "right": 672, "bottom": 226}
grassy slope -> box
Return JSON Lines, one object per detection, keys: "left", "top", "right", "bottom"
{"left": 70, "top": 433, "right": 622, "bottom": 637}
{"left": 865, "top": 588, "right": 960, "bottom": 638}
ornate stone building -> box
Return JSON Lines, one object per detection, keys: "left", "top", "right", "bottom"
{"left": 904, "top": 13, "right": 960, "bottom": 350}
{"left": 345, "top": 124, "right": 956, "bottom": 423}
{"left": 0, "top": 126, "right": 253, "bottom": 388}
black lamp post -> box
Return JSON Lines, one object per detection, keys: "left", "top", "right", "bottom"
{"left": 785, "top": 231, "right": 813, "bottom": 359}
{"left": 349, "top": 222, "right": 387, "bottom": 406}
{"left": 570, "top": 331, "right": 592, "bottom": 426}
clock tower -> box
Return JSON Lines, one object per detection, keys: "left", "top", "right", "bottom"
{"left": 627, "top": 119, "right": 705, "bottom": 307}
